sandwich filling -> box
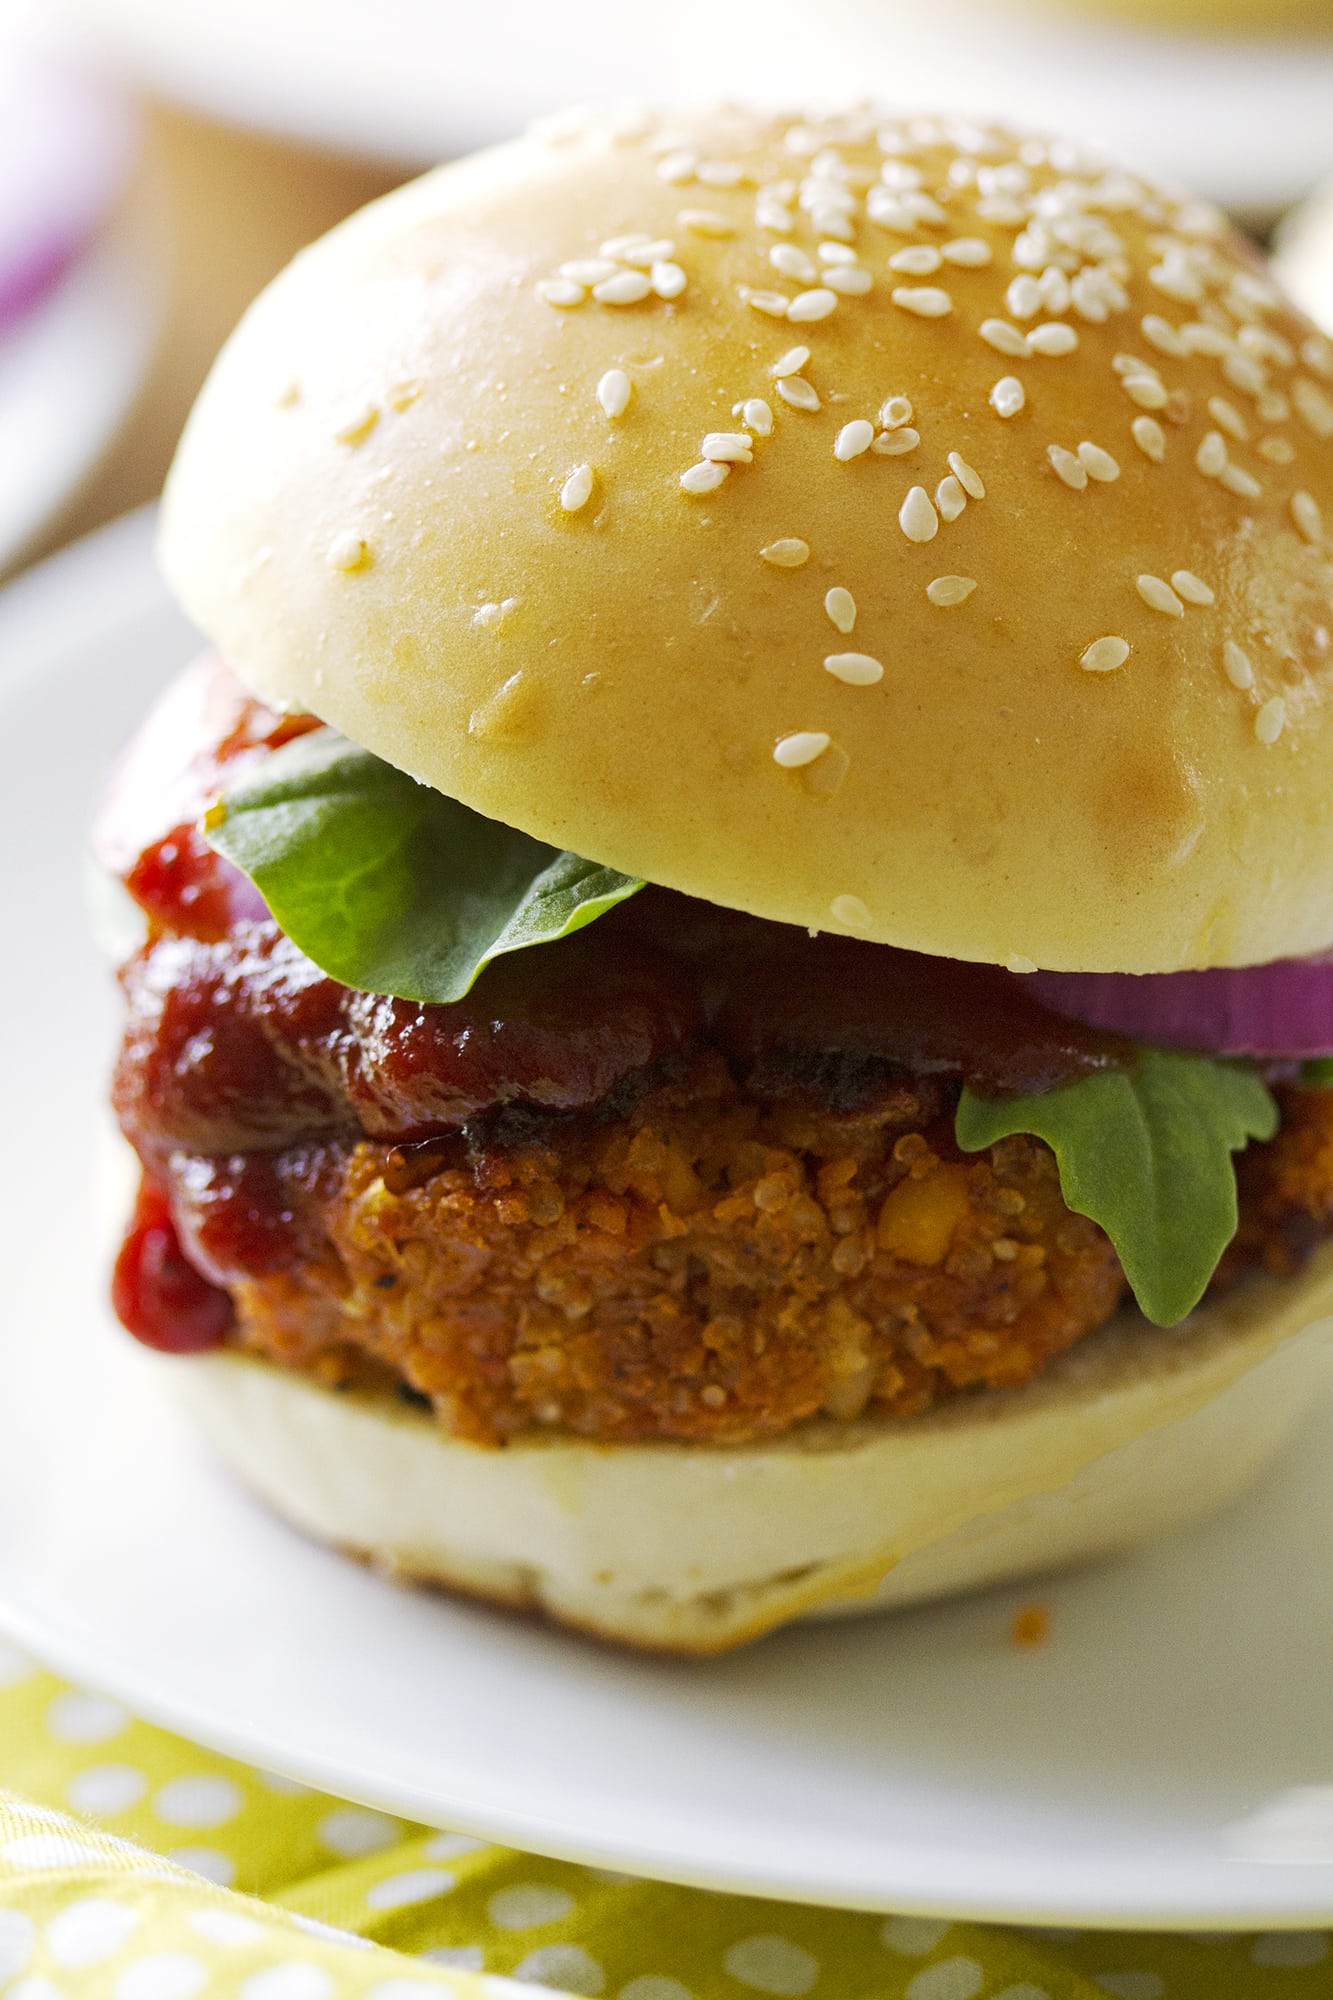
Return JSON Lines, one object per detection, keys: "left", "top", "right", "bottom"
{"left": 100, "top": 655, "right": 1333, "bottom": 1446}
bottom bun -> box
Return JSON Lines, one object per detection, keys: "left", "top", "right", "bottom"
{"left": 167, "top": 1250, "right": 1333, "bottom": 1654}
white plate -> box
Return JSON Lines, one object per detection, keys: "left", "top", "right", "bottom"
{"left": 0, "top": 214, "right": 161, "bottom": 577}
{"left": 28, "top": 0, "right": 1333, "bottom": 217}
{"left": 3, "top": 511, "right": 1333, "bottom": 1931}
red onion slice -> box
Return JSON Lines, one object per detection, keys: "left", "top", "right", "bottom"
{"left": 0, "top": 56, "right": 136, "bottom": 337}
{"left": 1026, "top": 956, "right": 1333, "bottom": 1059}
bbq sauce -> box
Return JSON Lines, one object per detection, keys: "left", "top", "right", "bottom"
{"left": 101, "top": 654, "right": 1126, "bottom": 1349}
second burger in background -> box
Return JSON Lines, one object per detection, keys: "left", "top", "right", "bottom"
{"left": 100, "top": 105, "right": 1333, "bottom": 1650}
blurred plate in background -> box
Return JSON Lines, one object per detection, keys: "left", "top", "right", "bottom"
{"left": 24, "top": 0, "right": 1333, "bottom": 219}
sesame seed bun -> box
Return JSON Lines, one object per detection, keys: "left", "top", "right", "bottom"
{"left": 1275, "top": 177, "right": 1333, "bottom": 349}
{"left": 164, "top": 1246, "right": 1333, "bottom": 1653}
{"left": 159, "top": 106, "right": 1333, "bottom": 975}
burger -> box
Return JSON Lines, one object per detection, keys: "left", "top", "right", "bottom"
{"left": 96, "top": 105, "right": 1333, "bottom": 1653}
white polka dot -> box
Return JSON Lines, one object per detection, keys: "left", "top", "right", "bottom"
{"left": 288, "top": 1917, "right": 371, "bottom": 1951}
{"left": 66, "top": 1766, "right": 149, "bottom": 1817}
{"left": 251, "top": 1770, "right": 311, "bottom": 1796}
{"left": 239, "top": 1967, "right": 334, "bottom": 2000}
{"left": 906, "top": 1960, "right": 986, "bottom": 2000}
{"left": 2, "top": 1834, "right": 105, "bottom": 1870}
{"left": 47, "top": 1899, "right": 140, "bottom": 1968}
{"left": 114, "top": 1952, "right": 209, "bottom": 2000}
{"left": 10, "top": 1976, "right": 65, "bottom": 2000}
{"left": 189, "top": 1911, "right": 265, "bottom": 1948}
{"left": 619, "top": 1980, "right": 694, "bottom": 2000}
{"left": 1251, "top": 1932, "right": 1330, "bottom": 1968}
{"left": 1093, "top": 1978, "right": 1164, "bottom": 2000}
{"left": 423, "top": 1833, "right": 486, "bottom": 1861}
{"left": 154, "top": 1777, "right": 244, "bottom": 1830}
{"left": 420, "top": 1946, "right": 485, "bottom": 1970}
{"left": 367, "top": 1984, "right": 445, "bottom": 2000}
{"left": 166, "top": 1849, "right": 236, "bottom": 1886}
{"left": 46, "top": 1693, "right": 129, "bottom": 1744}
{"left": 486, "top": 1885, "right": 576, "bottom": 1931}
{"left": 0, "top": 1638, "right": 34, "bottom": 1688}
{"left": 722, "top": 1936, "right": 820, "bottom": 1996}
{"left": 882, "top": 1917, "right": 952, "bottom": 1956}
{"left": 513, "top": 1945, "right": 606, "bottom": 1994}
{"left": 316, "top": 1808, "right": 401, "bottom": 1857}
{"left": 0, "top": 1910, "right": 36, "bottom": 1978}
{"left": 365, "top": 1868, "right": 454, "bottom": 1911}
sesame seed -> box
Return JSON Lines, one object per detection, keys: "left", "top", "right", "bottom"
{"left": 990, "top": 375, "right": 1025, "bottom": 417}
{"left": 891, "top": 286, "right": 953, "bottom": 318}
{"left": 1292, "top": 490, "right": 1323, "bottom": 545}
{"left": 1259, "top": 435, "right": 1295, "bottom": 465}
{"left": 824, "top": 586, "right": 856, "bottom": 632}
{"left": 879, "top": 395, "right": 914, "bottom": 429}
{"left": 771, "top": 243, "right": 818, "bottom": 282}
{"left": 1293, "top": 377, "right": 1333, "bottom": 439}
{"left": 1123, "top": 374, "right": 1168, "bottom": 411}
{"left": 593, "top": 270, "right": 652, "bottom": 306}
{"left": 1208, "top": 396, "right": 1249, "bottom": 442}
{"left": 926, "top": 575, "right": 977, "bottom": 606}
{"left": 698, "top": 158, "right": 745, "bottom": 188}
{"left": 1048, "top": 445, "right": 1087, "bottom": 490}
{"left": 600, "top": 231, "right": 655, "bottom": 257}
{"left": 788, "top": 288, "right": 839, "bottom": 323}
{"left": 650, "top": 261, "right": 687, "bottom": 300}
{"left": 743, "top": 289, "right": 791, "bottom": 318}
{"left": 760, "top": 538, "right": 810, "bottom": 567}
{"left": 656, "top": 150, "right": 696, "bottom": 184}
{"left": 979, "top": 318, "right": 1030, "bottom": 357}
{"left": 1080, "top": 636, "right": 1130, "bottom": 672}
{"left": 1140, "top": 314, "right": 1187, "bottom": 358}
{"left": 536, "top": 278, "right": 585, "bottom": 309}
{"left": 824, "top": 265, "right": 873, "bottom": 296}
{"left": 889, "top": 245, "right": 942, "bottom": 275}
{"left": 947, "top": 451, "right": 985, "bottom": 499}
{"left": 834, "top": 420, "right": 875, "bottom": 461}
{"left": 1219, "top": 463, "right": 1261, "bottom": 499}
{"left": 1132, "top": 416, "right": 1166, "bottom": 462}
{"left": 831, "top": 894, "right": 872, "bottom": 931}
{"left": 1077, "top": 441, "right": 1120, "bottom": 482}
{"left": 770, "top": 346, "right": 811, "bottom": 378}
{"left": 679, "top": 459, "right": 728, "bottom": 494}
{"left": 596, "top": 369, "right": 632, "bottom": 419}
{"left": 1006, "top": 955, "right": 1038, "bottom": 975}
{"left": 1303, "top": 334, "right": 1333, "bottom": 379}
{"left": 941, "top": 236, "right": 992, "bottom": 267}
{"left": 742, "top": 398, "right": 773, "bottom": 436}
{"left": 701, "top": 432, "right": 754, "bottom": 463}
{"left": 818, "top": 241, "right": 858, "bottom": 265}
{"left": 774, "top": 731, "right": 831, "bottom": 767}
{"left": 561, "top": 258, "right": 619, "bottom": 285}
{"left": 776, "top": 376, "right": 820, "bottom": 412}
{"left": 824, "top": 651, "right": 884, "bottom": 685}
{"left": 1006, "top": 273, "right": 1042, "bottom": 320}
{"left": 872, "top": 428, "right": 919, "bottom": 456}
{"left": 1223, "top": 641, "right": 1255, "bottom": 689}
{"left": 1223, "top": 351, "right": 1267, "bottom": 397}
{"left": 327, "top": 531, "right": 369, "bottom": 571}
{"left": 679, "top": 209, "right": 734, "bottom": 238}
{"left": 899, "top": 485, "right": 939, "bottom": 542}
{"left": 1028, "top": 322, "right": 1078, "bottom": 356}
{"left": 1137, "top": 573, "right": 1185, "bottom": 617}
{"left": 1171, "top": 570, "right": 1214, "bottom": 605}
{"left": 935, "top": 474, "right": 967, "bottom": 521}
{"left": 1255, "top": 695, "right": 1286, "bottom": 744}
{"left": 1195, "top": 430, "right": 1228, "bottom": 477}
{"left": 1180, "top": 321, "right": 1230, "bottom": 358}
{"left": 560, "top": 463, "right": 595, "bottom": 511}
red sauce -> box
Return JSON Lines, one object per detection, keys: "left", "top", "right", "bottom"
{"left": 101, "top": 653, "right": 1127, "bottom": 1353}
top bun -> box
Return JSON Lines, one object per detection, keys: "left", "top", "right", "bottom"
{"left": 160, "top": 107, "right": 1333, "bottom": 974}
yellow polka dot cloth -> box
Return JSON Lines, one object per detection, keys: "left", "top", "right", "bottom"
{"left": 1, "top": 1639, "right": 1329, "bottom": 2000}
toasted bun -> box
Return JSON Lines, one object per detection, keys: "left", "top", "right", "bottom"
{"left": 165, "top": 1247, "right": 1333, "bottom": 1653}
{"left": 160, "top": 107, "right": 1333, "bottom": 975}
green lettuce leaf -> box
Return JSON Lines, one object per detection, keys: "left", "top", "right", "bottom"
{"left": 1301, "top": 1057, "right": 1333, "bottom": 1087}
{"left": 204, "top": 728, "right": 643, "bottom": 1003}
{"left": 955, "top": 1050, "right": 1278, "bottom": 1326}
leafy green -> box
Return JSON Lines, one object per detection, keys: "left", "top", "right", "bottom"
{"left": 204, "top": 728, "right": 643, "bottom": 1003}
{"left": 955, "top": 1050, "right": 1278, "bottom": 1326}
{"left": 1301, "top": 1057, "right": 1333, "bottom": 1087}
